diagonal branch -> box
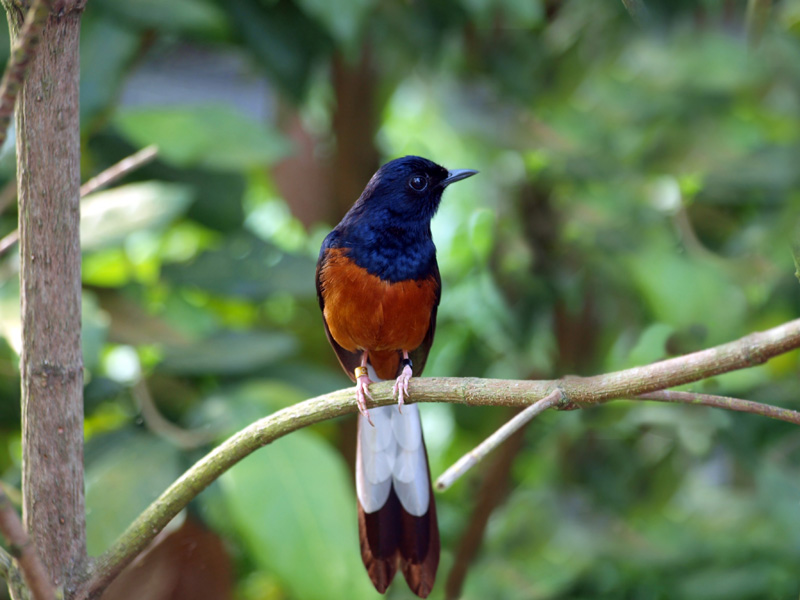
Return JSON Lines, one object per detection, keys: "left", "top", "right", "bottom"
{"left": 0, "top": 0, "right": 51, "bottom": 151}
{"left": 436, "top": 390, "right": 562, "bottom": 491}
{"left": 634, "top": 390, "right": 800, "bottom": 423}
{"left": 0, "top": 488, "right": 53, "bottom": 599}
{"left": 444, "top": 407, "right": 533, "bottom": 600}
{"left": 0, "top": 144, "right": 160, "bottom": 258}
{"left": 76, "top": 317, "right": 800, "bottom": 599}
{"left": 79, "top": 145, "right": 158, "bottom": 198}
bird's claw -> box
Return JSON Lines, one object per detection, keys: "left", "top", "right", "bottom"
{"left": 356, "top": 375, "right": 375, "bottom": 426}
{"left": 392, "top": 365, "right": 413, "bottom": 412}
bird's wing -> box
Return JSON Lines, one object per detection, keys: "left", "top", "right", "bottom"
{"left": 316, "top": 242, "right": 362, "bottom": 382}
{"left": 408, "top": 260, "right": 441, "bottom": 377}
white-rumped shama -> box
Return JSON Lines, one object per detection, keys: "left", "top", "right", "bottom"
{"left": 316, "top": 156, "right": 477, "bottom": 597}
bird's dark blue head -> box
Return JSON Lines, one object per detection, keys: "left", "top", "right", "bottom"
{"left": 352, "top": 156, "right": 476, "bottom": 225}
{"left": 324, "top": 155, "right": 478, "bottom": 281}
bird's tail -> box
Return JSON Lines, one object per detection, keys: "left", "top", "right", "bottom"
{"left": 355, "top": 402, "right": 439, "bottom": 597}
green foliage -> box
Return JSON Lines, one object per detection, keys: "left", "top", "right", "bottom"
{"left": 114, "top": 106, "right": 290, "bottom": 171}
{"left": 85, "top": 429, "right": 184, "bottom": 555}
{"left": 220, "top": 431, "right": 378, "bottom": 600}
{"left": 1, "top": 0, "right": 800, "bottom": 598}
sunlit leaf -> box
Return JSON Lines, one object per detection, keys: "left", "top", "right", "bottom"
{"left": 81, "top": 182, "right": 193, "bottom": 251}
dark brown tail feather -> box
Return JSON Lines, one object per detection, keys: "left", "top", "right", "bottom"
{"left": 399, "top": 478, "right": 439, "bottom": 598}
{"left": 358, "top": 498, "right": 398, "bottom": 593}
{"left": 358, "top": 485, "right": 439, "bottom": 597}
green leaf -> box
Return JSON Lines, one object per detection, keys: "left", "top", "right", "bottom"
{"left": 93, "top": 0, "right": 228, "bottom": 35}
{"left": 627, "top": 322, "right": 674, "bottom": 367}
{"left": 0, "top": 279, "right": 20, "bottom": 355}
{"left": 161, "top": 233, "right": 316, "bottom": 300}
{"left": 81, "top": 182, "right": 193, "bottom": 251}
{"left": 158, "top": 331, "right": 297, "bottom": 375}
{"left": 295, "top": 0, "right": 375, "bottom": 44}
{"left": 625, "top": 238, "right": 746, "bottom": 345}
{"left": 82, "top": 291, "right": 110, "bottom": 371}
{"left": 80, "top": 15, "right": 140, "bottom": 126}
{"left": 792, "top": 219, "right": 800, "bottom": 284}
{"left": 219, "top": 429, "right": 378, "bottom": 600}
{"left": 228, "top": 0, "right": 332, "bottom": 101}
{"left": 85, "top": 430, "right": 183, "bottom": 556}
{"left": 468, "top": 208, "right": 496, "bottom": 265}
{"left": 114, "top": 106, "right": 291, "bottom": 171}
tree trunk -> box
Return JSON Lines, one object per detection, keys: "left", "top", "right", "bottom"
{"left": 330, "top": 48, "right": 380, "bottom": 219}
{"left": 9, "top": 0, "right": 87, "bottom": 593}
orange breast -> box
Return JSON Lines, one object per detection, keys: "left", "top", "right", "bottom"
{"left": 319, "top": 248, "right": 438, "bottom": 359}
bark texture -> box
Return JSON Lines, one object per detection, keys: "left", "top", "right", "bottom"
{"left": 14, "top": 5, "right": 86, "bottom": 592}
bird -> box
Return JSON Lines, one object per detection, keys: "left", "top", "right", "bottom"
{"left": 316, "top": 155, "right": 477, "bottom": 597}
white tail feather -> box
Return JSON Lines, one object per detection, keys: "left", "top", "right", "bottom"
{"left": 356, "top": 367, "right": 431, "bottom": 518}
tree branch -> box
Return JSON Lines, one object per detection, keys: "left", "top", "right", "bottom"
{"left": 0, "top": 490, "right": 53, "bottom": 600}
{"left": 0, "top": 0, "right": 50, "bottom": 151}
{"left": 436, "top": 390, "right": 562, "bottom": 491}
{"left": 444, "top": 407, "right": 530, "bottom": 600}
{"left": 0, "top": 145, "right": 160, "bottom": 259}
{"left": 633, "top": 390, "right": 800, "bottom": 424}
{"left": 78, "top": 145, "right": 158, "bottom": 198}
{"left": 15, "top": 3, "right": 85, "bottom": 592}
{"left": 76, "top": 317, "right": 800, "bottom": 599}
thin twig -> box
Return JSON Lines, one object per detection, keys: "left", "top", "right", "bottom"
{"left": 634, "top": 390, "right": 800, "bottom": 424}
{"left": 444, "top": 408, "right": 529, "bottom": 600}
{"left": 0, "top": 489, "right": 54, "bottom": 600}
{"left": 75, "top": 317, "right": 800, "bottom": 599}
{"left": 132, "top": 378, "right": 218, "bottom": 451}
{"left": 0, "top": 145, "right": 159, "bottom": 258}
{"left": 0, "top": 0, "right": 51, "bottom": 151}
{"left": 0, "top": 229, "right": 18, "bottom": 256}
{"left": 0, "top": 482, "right": 21, "bottom": 508}
{"left": 79, "top": 145, "right": 158, "bottom": 197}
{"left": 436, "top": 389, "right": 562, "bottom": 492}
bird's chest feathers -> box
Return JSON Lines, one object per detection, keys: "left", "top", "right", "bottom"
{"left": 320, "top": 248, "right": 438, "bottom": 352}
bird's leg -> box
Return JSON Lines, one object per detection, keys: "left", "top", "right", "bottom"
{"left": 392, "top": 351, "right": 413, "bottom": 410}
{"left": 355, "top": 352, "right": 375, "bottom": 426}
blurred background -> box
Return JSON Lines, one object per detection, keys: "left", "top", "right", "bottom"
{"left": 1, "top": 0, "right": 800, "bottom": 598}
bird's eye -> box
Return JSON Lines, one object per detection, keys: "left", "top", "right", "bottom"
{"left": 408, "top": 175, "right": 428, "bottom": 192}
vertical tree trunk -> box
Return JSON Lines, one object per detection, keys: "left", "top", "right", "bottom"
{"left": 330, "top": 48, "right": 380, "bottom": 219}
{"left": 9, "top": 1, "right": 87, "bottom": 593}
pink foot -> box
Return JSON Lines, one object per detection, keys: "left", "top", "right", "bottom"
{"left": 392, "top": 364, "right": 413, "bottom": 410}
{"left": 356, "top": 374, "right": 375, "bottom": 426}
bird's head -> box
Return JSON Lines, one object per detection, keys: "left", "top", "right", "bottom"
{"left": 355, "top": 156, "right": 477, "bottom": 225}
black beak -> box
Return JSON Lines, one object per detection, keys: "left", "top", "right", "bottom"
{"left": 441, "top": 169, "right": 478, "bottom": 187}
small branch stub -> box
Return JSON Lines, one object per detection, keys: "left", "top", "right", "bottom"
{"left": 435, "top": 389, "right": 563, "bottom": 491}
